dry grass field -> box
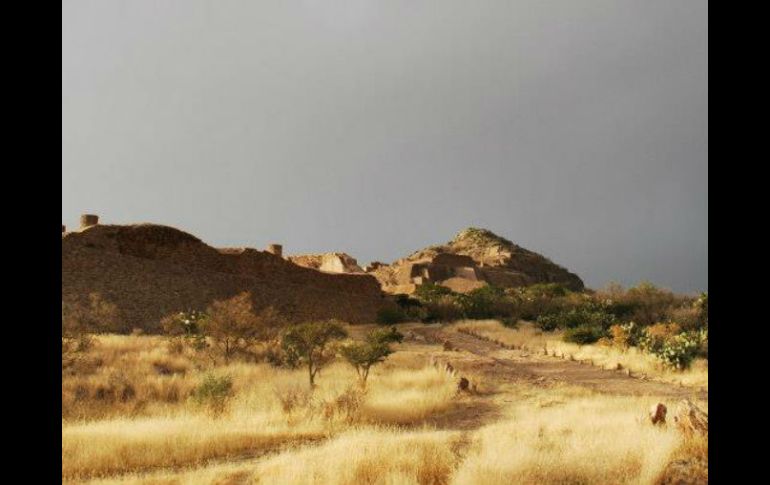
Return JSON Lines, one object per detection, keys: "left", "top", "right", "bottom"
{"left": 63, "top": 322, "right": 707, "bottom": 485}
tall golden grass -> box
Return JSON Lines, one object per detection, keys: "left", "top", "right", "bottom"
{"left": 62, "top": 335, "right": 458, "bottom": 481}
{"left": 64, "top": 332, "right": 706, "bottom": 485}
{"left": 453, "top": 391, "right": 685, "bottom": 485}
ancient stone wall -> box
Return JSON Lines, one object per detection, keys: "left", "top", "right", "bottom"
{"left": 62, "top": 224, "right": 385, "bottom": 331}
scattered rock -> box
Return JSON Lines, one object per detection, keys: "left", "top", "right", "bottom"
{"left": 649, "top": 402, "right": 667, "bottom": 425}
{"left": 458, "top": 377, "right": 470, "bottom": 391}
{"left": 673, "top": 399, "right": 708, "bottom": 435}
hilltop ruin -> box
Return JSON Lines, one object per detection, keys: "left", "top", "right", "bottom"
{"left": 62, "top": 216, "right": 385, "bottom": 331}
{"left": 288, "top": 253, "right": 364, "bottom": 274}
{"left": 368, "top": 227, "right": 584, "bottom": 294}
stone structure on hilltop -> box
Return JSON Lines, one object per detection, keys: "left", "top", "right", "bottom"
{"left": 288, "top": 252, "right": 364, "bottom": 274}
{"left": 62, "top": 215, "right": 385, "bottom": 331}
{"left": 369, "top": 227, "right": 584, "bottom": 294}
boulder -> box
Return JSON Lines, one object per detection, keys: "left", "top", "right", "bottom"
{"left": 458, "top": 377, "right": 470, "bottom": 391}
{"left": 649, "top": 402, "right": 667, "bottom": 425}
{"left": 673, "top": 399, "right": 708, "bottom": 435}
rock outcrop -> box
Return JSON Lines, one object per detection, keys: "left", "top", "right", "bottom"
{"left": 369, "top": 227, "right": 583, "bottom": 294}
{"left": 62, "top": 222, "right": 385, "bottom": 331}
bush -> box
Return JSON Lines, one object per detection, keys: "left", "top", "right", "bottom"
{"left": 423, "top": 296, "right": 464, "bottom": 323}
{"left": 651, "top": 331, "right": 703, "bottom": 370}
{"left": 617, "top": 282, "right": 679, "bottom": 326}
{"left": 161, "top": 310, "right": 207, "bottom": 336}
{"left": 414, "top": 282, "right": 453, "bottom": 303}
{"left": 609, "top": 321, "right": 643, "bottom": 348}
{"left": 563, "top": 325, "right": 606, "bottom": 345}
{"left": 161, "top": 310, "right": 208, "bottom": 353}
{"left": 191, "top": 374, "right": 233, "bottom": 414}
{"left": 508, "top": 284, "right": 572, "bottom": 321}
{"left": 456, "top": 285, "right": 509, "bottom": 319}
{"left": 376, "top": 306, "right": 407, "bottom": 325}
{"left": 500, "top": 316, "right": 519, "bottom": 328}
{"left": 62, "top": 293, "right": 123, "bottom": 339}
{"left": 694, "top": 292, "right": 708, "bottom": 328}
{"left": 638, "top": 322, "right": 682, "bottom": 355}
{"left": 633, "top": 323, "right": 707, "bottom": 370}
{"left": 535, "top": 305, "right": 615, "bottom": 332}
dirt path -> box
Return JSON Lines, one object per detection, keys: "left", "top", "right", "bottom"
{"left": 411, "top": 325, "right": 708, "bottom": 401}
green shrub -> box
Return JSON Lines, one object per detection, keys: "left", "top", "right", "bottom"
{"left": 423, "top": 296, "right": 464, "bottom": 323}
{"left": 161, "top": 310, "right": 209, "bottom": 353}
{"left": 508, "top": 284, "right": 575, "bottom": 321}
{"left": 524, "top": 283, "right": 570, "bottom": 298}
{"left": 651, "top": 331, "right": 703, "bottom": 370}
{"left": 535, "top": 305, "right": 615, "bottom": 332}
{"left": 500, "top": 316, "right": 519, "bottom": 328}
{"left": 638, "top": 322, "right": 681, "bottom": 355}
{"left": 376, "top": 306, "right": 407, "bottom": 325}
{"left": 695, "top": 292, "right": 708, "bottom": 328}
{"left": 456, "top": 285, "right": 508, "bottom": 319}
{"left": 563, "top": 325, "right": 606, "bottom": 345}
{"left": 414, "top": 282, "right": 453, "bottom": 303}
{"left": 636, "top": 323, "right": 706, "bottom": 370}
{"left": 191, "top": 374, "right": 233, "bottom": 413}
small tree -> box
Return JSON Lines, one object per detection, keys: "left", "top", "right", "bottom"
{"left": 204, "top": 293, "right": 287, "bottom": 363}
{"left": 341, "top": 327, "right": 404, "bottom": 385}
{"left": 62, "top": 293, "right": 121, "bottom": 356}
{"left": 281, "top": 320, "right": 348, "bottom": 386}
{"left": 160, "top": 310, "right": 208, "bottom": 353}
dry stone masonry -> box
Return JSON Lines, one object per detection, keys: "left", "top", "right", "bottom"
{"left": 62, "top": 216, "right": 386, "bottom": 331}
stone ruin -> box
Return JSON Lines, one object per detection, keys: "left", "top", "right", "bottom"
{"left": 80, "top": 214, "right": 99, "bottom": 229}
{"left": 266, "top": 244, "right": 283, "bottom": 257}
{"left": 368, "top": 227, "right": 584, "bottom": 295}
{"left": 62, "top": 215, "right": 386, "bottom": 331}
{"left": 288, "top": 252, "right": 364, "bottom": 274}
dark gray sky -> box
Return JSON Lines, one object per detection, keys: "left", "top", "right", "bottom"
{"left": 62, "top": 1, "right": 707, "bottom": 293}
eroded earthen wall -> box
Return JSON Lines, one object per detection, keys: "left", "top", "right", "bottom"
{"left": 62, "top": 225, "right": 385, "bottom": 331}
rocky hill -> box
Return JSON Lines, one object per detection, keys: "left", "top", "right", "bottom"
{"left": 62, "top": 222, "right": 385, "bottom": 331}
{"left": 368, "top": 227, "right": 583, "bottom": 294}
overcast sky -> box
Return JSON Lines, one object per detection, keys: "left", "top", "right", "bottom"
{"left": 62, "top": 1, "right": 707, "bottom": 293}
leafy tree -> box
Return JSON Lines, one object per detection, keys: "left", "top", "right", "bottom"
{"left": 341, "top": 327, "right": 404, "bottom": 385}
{"left": 281, "top": 320, "right": 348, "bottom": 386}
{"left": 204, "top": 292, "right": 287, "bottom": 363}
